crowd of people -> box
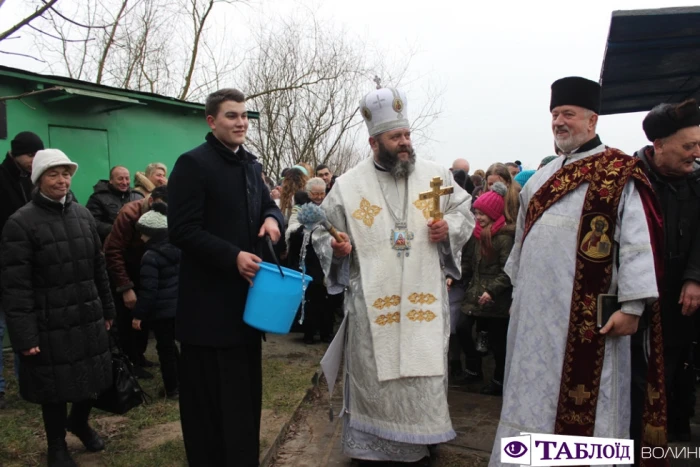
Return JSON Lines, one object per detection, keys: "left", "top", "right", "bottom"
{"left": 0, "top": 76, "right": 698, "bottom": 467}
{"left": 0, "top": 137, "right": 175, "bottom": 465}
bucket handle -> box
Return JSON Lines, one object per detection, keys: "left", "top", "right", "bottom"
{"left": 264, "top": 234, "right": 285, "bottom": 278}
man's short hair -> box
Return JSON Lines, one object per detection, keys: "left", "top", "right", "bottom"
{"left": 505, "top": 162, "right": 518, "bottom": 168}
{"left": 151, "top": 185, "right": 168, "bottom": 203}
{"left": 109, "top": 165, "right": 128, "bottom": 178}
{"left": 316, "top": 164, "right": 330, "bottom": 173}
{"left": 205, "top": 88, "right": 246, "bottom": 118}
{"left": 145, "top": 162, "right": 167, "bottom": 177}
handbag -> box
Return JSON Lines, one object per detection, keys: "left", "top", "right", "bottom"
{"left": 94, "top": 331, "right": 149, "bottom": 415}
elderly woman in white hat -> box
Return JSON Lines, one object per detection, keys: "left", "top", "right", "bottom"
{"left": 1, "top": 149, "right": 115, "bottom": 467}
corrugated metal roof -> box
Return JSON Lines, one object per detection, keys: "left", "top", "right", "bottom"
{"left": 0, "top": 65, "right": 260, "bottom": 119}
{"left": 599, "top": 6, "right": 700, "bottom": 115}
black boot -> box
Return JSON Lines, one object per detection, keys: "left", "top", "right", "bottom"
{"left": 66, "top": 421, "right": 105, "bottom": 452}
{"left": 480, "top": 379, "right": 503, "bottom": 396}
{"left": 455, "top": 369, "right": 483, "bottom": 384}
{"left": 449, "top": 360, "right": 462, "bottom": 378}
{"left": 47, "top": 439, "right": 77, "bottom": 467}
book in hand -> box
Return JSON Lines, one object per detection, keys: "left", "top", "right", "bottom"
{"left": 597, "top": 294, "right": 620, "bottom": 328}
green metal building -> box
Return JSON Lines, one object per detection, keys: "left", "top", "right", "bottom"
{"left": 0, "top": 65, "right": 258, "bottom": 204}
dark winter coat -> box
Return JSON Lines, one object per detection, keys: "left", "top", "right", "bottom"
{"left": 636, "top": 147, "right": 700, "bottom": 347}
{"left": 326, "top": 175, "right": 338, "bottom": 194}
{"left": 0, "top": 153, "right": 34, "bottom": 298}
{"left": 132, "top": 236, "right": 180, "bottom": 321}
{"left": 0, "top": 192, "right": 115, "bottom": 404}
{"left": 86, "top": 180, "right": 143, "bottom": 242}
{"left": 460, "top": 225, "right": 515, "bottom": 318}
{"left": 0, "top": 153, "right": 33, "bottom": 235}
{"left": 168, "top": 133, "right": 284, "bottom": 347}
{"left": 104, "top": 199, "right": 148, "bottom": 293}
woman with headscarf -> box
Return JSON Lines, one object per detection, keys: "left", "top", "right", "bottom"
{"left": 1, "top": 149, "right": 115, "bottom": 467}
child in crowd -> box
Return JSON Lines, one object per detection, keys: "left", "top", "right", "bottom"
{"left": 458, "top": 182, "right": 515, "bottom": 396}
{"left": 131, "top": 202, "right": 181, "bottom": 399}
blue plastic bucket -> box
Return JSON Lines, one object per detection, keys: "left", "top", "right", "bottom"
{"left": 243, "top": 262, "right": 313, "bottom": 334}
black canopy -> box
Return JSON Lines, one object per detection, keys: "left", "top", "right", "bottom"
{"left": 599, "top": 6, "right": 700, "bottom": 115}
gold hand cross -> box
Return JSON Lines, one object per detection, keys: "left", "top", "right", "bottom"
{"left": 418, "top": 176, "right": 454, "bottom": 220}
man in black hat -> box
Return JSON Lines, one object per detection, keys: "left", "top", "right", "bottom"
{"left": 490, "top": 77, "right": 667, "bottom": 465}
{"left": 631, "top": 99, "right": 700, "bottom": 445}
{"left": 0, "top": 131, "right": 44, "bottom": 409}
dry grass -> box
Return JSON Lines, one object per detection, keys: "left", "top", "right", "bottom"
{"left": 0, "top": 341, "right": 319, "bottom": 467}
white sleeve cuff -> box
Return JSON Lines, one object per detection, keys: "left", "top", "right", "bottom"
{"left": 620, "top": 299, "right": 645, "bottom": 316}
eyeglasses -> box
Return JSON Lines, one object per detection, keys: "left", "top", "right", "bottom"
{"left": 309, "top": 191, "right": 326, "bottom": 197}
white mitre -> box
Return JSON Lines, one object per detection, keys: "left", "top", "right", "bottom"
{"left": 359, "top": 87, "right": 409, "bottom": 137}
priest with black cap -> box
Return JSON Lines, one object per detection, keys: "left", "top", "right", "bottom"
{"left": 489, "top": 77, "right": 668, "bottom": 466}
{"left": 631, "top": 99, "right": 700, "bottom": 447}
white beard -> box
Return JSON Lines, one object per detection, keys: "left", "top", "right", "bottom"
{"left": 554, "top": 129, "right": 589, "bottom": 154}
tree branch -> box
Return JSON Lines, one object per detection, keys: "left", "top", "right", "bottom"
{"left": 0, "top": 86, "right": 62, "bottom": 102}
{"left": 0, "top": 49, "right": 46, "bottom": 63}
{"left": 179, "top": 0, "right": 214, "bottom": 100}
{"left": 43, "top": 0, "right": 113, "bottom": 29}
{"left": 96, "top": 0, "right": 129, "bottom": 83}
{"left": 0, "top": 0, "right": 60, "bottom": 42}
{"left": 27, "top": 23, "right": 93, "bottom": 42}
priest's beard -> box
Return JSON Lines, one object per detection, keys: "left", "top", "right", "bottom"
{"left": 554, "top": 125, "right": 589, "bottom": 154}
{"left": 376, "top": 141, "right": 416, "bottom": 179}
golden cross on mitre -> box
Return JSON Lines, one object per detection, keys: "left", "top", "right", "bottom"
{"left": 419, "top": 176, "right": 454, "bottom": 220}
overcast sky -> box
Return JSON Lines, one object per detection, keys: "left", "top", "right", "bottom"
{"left": 1, "top": 0, "right": 695, "bottom": 171}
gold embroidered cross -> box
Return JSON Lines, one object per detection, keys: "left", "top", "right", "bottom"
{"left": 569, "top": 384, "right": 591, "bottom": 405}
{"left": 647, "top": 383, "right": 660, "bottom": 405}
{"left": 352, "top": 198, "right": 382, "bottom": 227}
{"left": 418, "top": 177, "right": 453, "bottom": 220}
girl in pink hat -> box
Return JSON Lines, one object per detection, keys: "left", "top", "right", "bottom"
{"left": 456, "top": 182, "right": 515, "bottom": 396}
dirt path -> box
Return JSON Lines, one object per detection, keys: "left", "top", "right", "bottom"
{"left": 270, "top": 382, "right": 492, "bottom": 467}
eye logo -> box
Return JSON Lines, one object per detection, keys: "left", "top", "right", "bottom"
{"left": 504, "top": 441, "right": 528, "bottom": 458}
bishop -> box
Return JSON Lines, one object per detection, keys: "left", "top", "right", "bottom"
{"left": 315, "top": 86, "right": 474, "bottom": 464}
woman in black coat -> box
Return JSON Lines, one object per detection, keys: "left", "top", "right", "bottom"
{"left": 0, "top": 149, "right": 115, "bottom": 467}
{"left": 286, "top": 178, "right": 334, "bottom": 344}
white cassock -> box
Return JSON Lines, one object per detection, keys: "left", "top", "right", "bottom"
{"left": 489, "top": 142, "right": 658, "bottom": 466}
{"left": 314, "top": 156, "right": 474, "bottom": 462}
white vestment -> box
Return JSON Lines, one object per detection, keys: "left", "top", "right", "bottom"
{"left": 315, "top": 157, "right": 474, "bottom": 462}
{"left": 489, "top": 143, "right": 659, "bottom": 466}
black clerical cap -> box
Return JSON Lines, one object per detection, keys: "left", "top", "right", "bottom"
{"left": 550, "top": 77, "right": 601, "bottom": 114}
{"left": 642, "top": 99, "right": 700, "bottom": 142}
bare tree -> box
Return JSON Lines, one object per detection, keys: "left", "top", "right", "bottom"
{"left": 3, "top": 1, "right": 443, "bottom": 175}
{"left": 244, "top": 17, "right": 369, "bottom": 178}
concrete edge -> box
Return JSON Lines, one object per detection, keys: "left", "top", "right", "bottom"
{"left": 261, "top": 370, "right": 321, "bottom": 467}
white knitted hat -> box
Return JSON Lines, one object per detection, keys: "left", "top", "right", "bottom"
{"left": 31, "top": 149, "right": 78, "bottom": 185}
{"left": 136, "top": 204, "right": 168, "bottom": 237}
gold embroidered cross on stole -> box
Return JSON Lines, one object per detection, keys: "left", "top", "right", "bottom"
{"left": 418, "top": 176, "right": 454, "bottom": 220}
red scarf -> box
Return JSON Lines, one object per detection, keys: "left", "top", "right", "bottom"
{"left": 473, "top": 215, "right": 506, "bottom": 239}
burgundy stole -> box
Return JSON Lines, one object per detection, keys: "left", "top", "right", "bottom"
{"left": 522, "top": 148, "right": 668, "bottom": 467}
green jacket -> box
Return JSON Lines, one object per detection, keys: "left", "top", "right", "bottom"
{"left": 461, "top": 225, "right": 515, "bottom": 318}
